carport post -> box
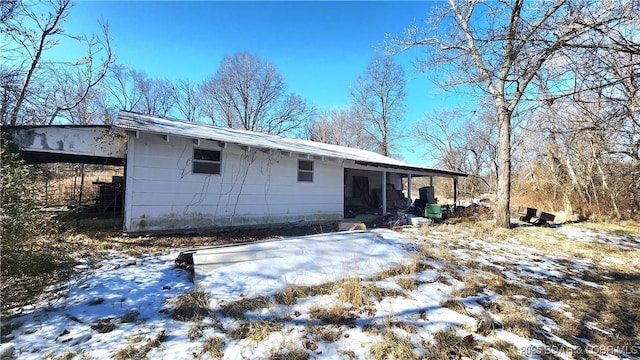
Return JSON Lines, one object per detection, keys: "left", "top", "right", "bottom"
{"left": 453, "top": 177, "right": 458, "bottom": 207}
{"left": 382, "top": 171, "right": 387, "bottom": 215}
{"left": 407, "top": 174, "right": 412, "bottom": 206}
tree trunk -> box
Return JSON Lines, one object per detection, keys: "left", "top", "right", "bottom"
{"left": 496, "top": 109, "right": 512, "bottom": 228}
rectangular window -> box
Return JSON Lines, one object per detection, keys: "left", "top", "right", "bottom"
{"left": 298, "top": 160, "right": 313, "bottom": 182}
{"left": 193, "top": 148, "right": 221, "bottom": 175}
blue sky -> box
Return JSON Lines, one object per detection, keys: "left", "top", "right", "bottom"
{"left": 59, "top": 1, "right": 468, "bottom": 165}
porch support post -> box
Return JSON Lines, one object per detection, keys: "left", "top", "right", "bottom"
{"left": 429, "top": 176, "right": 433, "bottom": 186}
{"left": 453, "top": 177, "right": 458, "bottom": 207}
{"left": 407, "top": 174, "right": 412, "bottom": 206}
{"left": 382, "top": 171, "right": 387, "bottom": 215}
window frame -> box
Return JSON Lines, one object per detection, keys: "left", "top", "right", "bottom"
{"left": 297, "top": 159, "right": 314, "bottom": 182}
{"left": 192, "top": 148, "right": 222, "bottom": 175}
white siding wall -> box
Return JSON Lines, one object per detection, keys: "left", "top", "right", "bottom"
{"left": 124, "top": 133, "right": 344, "bottom": 232}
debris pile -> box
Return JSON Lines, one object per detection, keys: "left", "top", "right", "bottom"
{"left": 453, "top": 202, "right": 493, "bottom": 218}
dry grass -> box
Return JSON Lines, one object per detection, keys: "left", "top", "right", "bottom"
{"left": 440, "top": 298, "right": 467, "bottom": 315}
{"left": 201, "top": 336, "right": 225, "bottom": 359}
{"left": 274, "top": 283, "right": 334, "bottom": 305}
{"left": 112, "top": 345, "right": 139, "bottom": 360}
{"left": 218, "top": 295, "right": 271, "bottom": 319}
{"left": 369, "top": 330, "right": 414, "bottom": 360}
{"left": 419, "top": 242, "right": 456, "bottom": 262}
{"left": 509, "top": 226, "right": 640, "bottom": 272}
{"left": 337, "top": 277, "right": 370, "bottom": 308}
{"left": 388, "top": 319, "right": 418, "bottom": 334}
{"left": 339, "top": 350, "right": 357, "bottom": 360}
{"left": 494, "top": 340, "right": 525, "bottom": 360}
{"left": 375, "top": 256, "right": 432, "bottom": 279}
{"left": 270, "top": 346, "right": 310, "bottom": 360}
{"left": 1, "top": 234, "right": 87, "bottom": 315}
{"left": 229, "top": 319, "right": 283, "bottom": 342}
{"left": 537, "top": 273, "right": 640, "bottom": 353}
{"left": 454, "top": 220, "right": 511, "bottom": 240}
{"left": 364, "top": 283, "right": 407, "bottom": 301}
{"left": 51, "top": 351, "right": 78, "bottom": 360}
{"left": 396, "top": 277, "right": 418, "bottom": 291}
{"left": 309, "top": 304, "right": 358, "bottom": 326}
{"left": 172, "top": 289, "right": 211, "bottom": 321}
{"left": 576, "top": 220, "right": 640, "bottom": 235}
{"left": 306, "top": 325, "right": 343, "bottom": 342}
{"left": 188, "top": 322, "right": 204, "bottom": 341}
{"left": 484, "top": 273, "right": 542, "bottom": 299}
{"left": 451, "top": 276, "right": 485, "bottom": 298}
{"left": 497, "top": 303, "right": 542, "bottom": 338}
{"left": 112, "top": 330, "right": 168, "bottom": 360}
{"left": 427, "top": 328, "right": 477, "bottom": 359}
{"left": 474, "top": 311, "right": 499, "bottom": 336}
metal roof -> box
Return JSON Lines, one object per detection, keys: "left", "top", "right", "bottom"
{"left": 114, "top": 111, "right": 467, "bottom": 178}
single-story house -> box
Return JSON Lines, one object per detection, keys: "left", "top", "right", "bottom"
{"left": 3, "top": 111, "right": 466, "bottom": 233}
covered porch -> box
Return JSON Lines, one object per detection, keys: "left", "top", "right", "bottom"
{"left": 343, "top": 162, "right": 465, "bottom": 222}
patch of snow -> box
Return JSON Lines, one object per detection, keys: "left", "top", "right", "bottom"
{"left": 570, "top": 277, "right": 607, "bottom": 289}
{"left": 197, "top": 229, "right": 411, "bottom": 300}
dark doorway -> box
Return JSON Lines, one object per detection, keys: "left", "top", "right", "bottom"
{"left": 352, "top": 176, "right": 370, "bottom": 207}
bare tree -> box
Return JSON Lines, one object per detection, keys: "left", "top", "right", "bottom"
{"left": 200, "top": 51, "right": 314, "bottom": 135}
{"left": 349, "top": 55, "right": 406, "bottom": 157}
{"left": 139, "top": 78, "right": 175, "bottom": 117}
{"left": 307, "top": 107, "right": 376, "bottom": 149}
{"left": 66, "top": 87, "right": 114, "bottom": 125}
{"left": 0, "top": 67, "right": 21, "bottom": 125}
{"left": 0, "top": 0, "right": 17, "bottom": 25}
{"left": 172, "top": 79, "right": 200, "bottom": 122}
{"left": 386, "top": 0, "right": 637, "bottom": 227}
{"left": 101, "top": 67, "right": 176, "bottom": 117}
{"left": 101, "top": 66, "right": 144, "bottom": 113}
{"left": 1, "top": 0, "right": 114, "bottom": 125}
{"left": 102, "top": 66, "right": 177, "bottom": 117}
{"left": 414, "top": 108, "right": 497, "bottom": 197}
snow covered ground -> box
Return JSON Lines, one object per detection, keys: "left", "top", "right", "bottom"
{"left": 1, "top": 224, "right": 639, "bottom": 359}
